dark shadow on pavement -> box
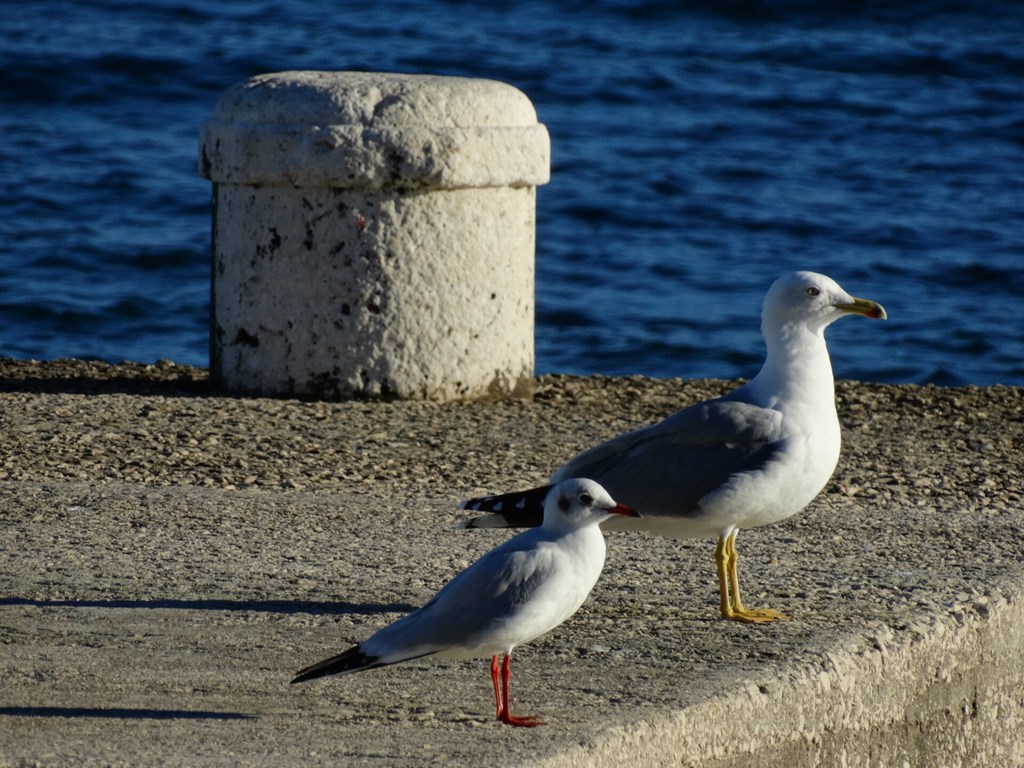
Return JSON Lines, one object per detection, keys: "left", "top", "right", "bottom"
{"left": 0, "top": 596, "right": 416, "bottom": 615}
{"left": 0, "top": 706, "right": 255, "bottom": 720}
{"left": 0, "top": 358, "right": 212, "bottom": 398}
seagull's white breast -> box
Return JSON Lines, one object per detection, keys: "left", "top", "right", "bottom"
{"left": 708, "top": 432, "right": 839, "bottom": 531}
{"left": 455, "top": 527, "right": 607, "bottom": 658}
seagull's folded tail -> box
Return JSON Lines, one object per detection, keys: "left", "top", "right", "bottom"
{"left": 458, "top": 485, "right": 551, "bottom": 529}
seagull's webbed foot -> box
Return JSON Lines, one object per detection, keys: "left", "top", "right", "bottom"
{"left": 722, "top": 603, "right": 789, "bottom": 624}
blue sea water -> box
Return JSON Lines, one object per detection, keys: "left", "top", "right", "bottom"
{"left": 1, "top": 1, "right": 1022, "bottom": 386}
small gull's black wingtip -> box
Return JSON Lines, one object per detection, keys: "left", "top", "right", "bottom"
{"left": 290, "top": 646, "right": 378, "bottom": 684}
{"left": 291, "top": 665, "right": 329, "bottom": 685}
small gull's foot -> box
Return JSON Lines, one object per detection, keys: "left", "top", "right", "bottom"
{"left": 499, "top": 712, "right": 545, "bottom": 727}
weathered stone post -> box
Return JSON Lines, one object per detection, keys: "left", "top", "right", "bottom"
{"left": 199, "top": 71, "right": 549, "bottom": 400}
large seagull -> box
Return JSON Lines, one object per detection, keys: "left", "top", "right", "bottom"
{"left": 461, "top": 271, "right": 886, "bottom": 623}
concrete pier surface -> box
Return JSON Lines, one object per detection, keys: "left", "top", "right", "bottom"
{"left": 2, "top": 359, "right": 1022, "bottom": 767}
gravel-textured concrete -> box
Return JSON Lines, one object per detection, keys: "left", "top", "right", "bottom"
{"left": 1, "top": 359, "right": 1022, "bottom": 766}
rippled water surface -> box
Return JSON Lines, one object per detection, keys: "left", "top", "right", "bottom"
{"left": 2, "top": 1, "right": 1022, "bottom": 385}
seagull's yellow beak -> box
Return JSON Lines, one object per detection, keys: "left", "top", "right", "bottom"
{"left": 837, "top": 296, "right": 887, "bottom": 320}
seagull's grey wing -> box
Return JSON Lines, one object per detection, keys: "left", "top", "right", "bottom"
{"left": 364, "top": 530, "right": 558, "bottom": 661}
{"left": 550, "top": 399, "right": 784, "bottom": 517}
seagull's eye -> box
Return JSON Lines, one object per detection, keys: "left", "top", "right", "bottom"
{"left": 578, "top": 492, "right": 593, "bottom": 506}
{"left": 805, "top": 287, "right": 820, "bottom": 297}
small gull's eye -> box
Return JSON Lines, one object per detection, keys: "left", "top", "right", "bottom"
{"left": 805, "top": 287, "right": 820, "bottom": 297}
{"left": 578, "top": 492, "right": 593, "bottom": 506}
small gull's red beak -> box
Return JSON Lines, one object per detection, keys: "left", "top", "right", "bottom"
{"left": 606, "top": 503, "right": 640, "bottom": 518}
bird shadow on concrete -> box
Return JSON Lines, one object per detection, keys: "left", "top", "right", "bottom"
{"left": 0, "top": 596, "right": 416, "bottom": 616}
{"left": 0, "top": 706, "right": 255, "bottom": 720}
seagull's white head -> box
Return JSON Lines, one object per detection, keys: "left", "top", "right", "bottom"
{"left": 762, "top": 271, "right": 887, "bottom": 338}
{"left": 543, "top": 478, "right": 639, "bottom": 530}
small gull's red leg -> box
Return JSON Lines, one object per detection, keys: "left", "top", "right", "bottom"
{"left": 497, "top": 652, "right": 544, "bottom": 727}
{"left": 490, "top": 655, "right": 504, "bottom": 719}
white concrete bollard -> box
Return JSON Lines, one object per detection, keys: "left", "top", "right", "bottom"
{"left": 198, "top": 71, "right": 549, "bottom": 400}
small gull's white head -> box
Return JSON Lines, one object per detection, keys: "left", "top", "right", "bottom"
{"left": 542, "top": 478, "right": 639, "bottom": 530}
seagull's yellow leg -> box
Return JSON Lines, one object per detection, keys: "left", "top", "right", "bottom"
{"left": 715, "top": 535, "right": 732, "bottom": 618}
{"left": 718, "top": 530, "right": 788, "bottom": 624}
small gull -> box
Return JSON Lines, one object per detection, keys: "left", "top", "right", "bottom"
{"left": 460, "top": 271, "right": 886, "bottom": 623}
{"left": 292, "top": 478, "right": 638, "bottom": 726}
